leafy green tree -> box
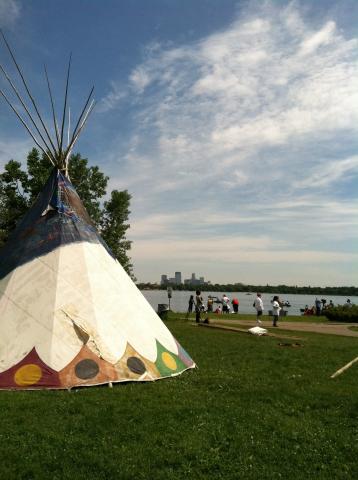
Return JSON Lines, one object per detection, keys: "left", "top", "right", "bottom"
{"left": 25, "top": 148, "right": 53, "bottom": 199}
{"left": 67, "top": 153, "right": 108, "bottom": 224}
{"left": 0, "top": 159, "right": 29, "bottom": 242}
{"left": 101, "top": 190, "right": 134, "bottom": 279}
{"left": 0, "top": 148, "right": 134, "bottom": 277}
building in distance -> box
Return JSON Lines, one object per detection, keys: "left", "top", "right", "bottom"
{"left": 184, "top": 273, "right": 209, "bottom": 286}
{"left": 161, "top": 271, "right": 182, "bottom": 285}
{"left": 160, "top": 271, "right": 210, "bottom": 286}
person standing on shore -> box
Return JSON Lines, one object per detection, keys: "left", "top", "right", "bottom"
{"left": 254, "top": 293, "right": 264, "bottom": 325}
{"left": 186, "top": 295, "right": 194, "bottom": 319}
{"left": 272, "top": 295, "right": 281, "bottom": 327}
{"left": 222, "top": 294, "right": 230, "bottom": 313}
{"left": 232, "top": 297, "right": 239, "bottom": 313}
{"left": 195, "top": 290, "right": 203, "bottom": 323}
{"left": 315, "top": 298, "right": 322, "bottom": 316}
{"left": 207, "top": 296, "right": 214, "bottom": 312}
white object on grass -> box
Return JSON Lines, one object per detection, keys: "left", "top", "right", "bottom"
{"left": 331, "top": 356, "right": 358, "bottom": 378}
{"left": 248, "top": 326, "right": 268, "bottom": 336}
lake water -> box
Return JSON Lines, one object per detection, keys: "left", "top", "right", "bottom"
{"left": 141, "top": 290, "right": 358, "bottom": 316}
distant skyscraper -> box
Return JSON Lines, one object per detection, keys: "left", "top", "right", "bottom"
{"left": 161, "top": 274, "right": 168, "bottom": 286}
{"left": 175, "top": 272, "right": 182, "bottom": 285}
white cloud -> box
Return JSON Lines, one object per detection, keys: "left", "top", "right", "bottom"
{"left": 97, "top": 80, "right": 127, "bottom": 113}
{"left": 130, "top": 67, "right": 152, "bottom": 93}
{"left": 0, "top": 137, "right": 33, "bottom": 170}
{"left": 119, "top": 3, "right": 357, "bottom": 173}
{"left": 100, "top": 1, "right": 358, "bottom": 283}
{"left": 298, "top": 20, "right": 336, "bottom": 56}
{"left": 0, "top": 0, "right": 20, "bottom": 27}
{"left": 294, "top": 155, "right": 358, "bottom": 189}
{"left": 132, "top": 235, "right": 277, "bottom": 262}
{"left": 132, "top": 235, "right": 356, "bottom": 267}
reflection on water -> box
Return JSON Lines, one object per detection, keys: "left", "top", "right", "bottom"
{"left": 141, "top": 290, "right": 358, "bottom": 317}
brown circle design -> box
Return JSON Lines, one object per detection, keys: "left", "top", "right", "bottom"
{"left": 127, "top": 357, "right": 146, "bottom": 375}
{"left": 74, "top": 359, "right": 100, "bottom": 379}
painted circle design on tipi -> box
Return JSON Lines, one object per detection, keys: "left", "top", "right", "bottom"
{"left": 127, "top": 357, "right": 146, "bottom": 375}
{"left": 14, "top": 364, "right": 42, "bottom": 386}
{"left": 161, "top": 352, "right": 177, "bottom": 371}
{"left": 74, "top": 359, "right": 99, "bottom": 380}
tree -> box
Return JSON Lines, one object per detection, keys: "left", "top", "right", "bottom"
{"left": 101, "top": 190, "right": 134, "bottom": 279}
{"left": 0, "top": 148, "right": 134, "bottom": 277}
{"left": 0, "top": 159, "right": 29, "bottom": 244}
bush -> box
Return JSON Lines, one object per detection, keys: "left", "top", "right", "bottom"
{"left": 324, "top": 305, "right": 358, "bottom": 323}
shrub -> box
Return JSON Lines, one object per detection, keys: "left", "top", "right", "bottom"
{"left": 324, "top": 305, "right": 358, "bottom": 323}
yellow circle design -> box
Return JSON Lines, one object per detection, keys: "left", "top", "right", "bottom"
{"left": 162, "top": 352, "right": 177, "bottom": 371}
{"left": 14, "top": 364, "right": 42, "bottom": 386}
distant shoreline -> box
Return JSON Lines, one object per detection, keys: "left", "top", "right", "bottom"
{"left": 137, "top": 283, "right": 358, "bottom": 296}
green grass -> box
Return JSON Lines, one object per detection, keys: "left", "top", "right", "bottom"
{"left": 348, "top": 326, "right": 358, "bottom": 332}
{"left": 0, "top": 316, "right": 357, "bottom": 479}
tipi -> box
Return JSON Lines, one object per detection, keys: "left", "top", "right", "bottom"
{"left": 0, "top": 33, "right": 195, "bottom": 389}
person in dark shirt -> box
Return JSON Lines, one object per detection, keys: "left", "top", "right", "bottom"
{"left": 195, "top": 290, "right": 203, "bottom": 323}
{"left": 188, "top": 295, "right": 194, "bottom": 313}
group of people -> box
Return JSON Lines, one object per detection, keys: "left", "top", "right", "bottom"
{"left": 303, "top": 298, "right": 353, "bottom": 316}
{"left": 187, "top": 292, "right": 240, "bottom": 323}
{"left": 187, "top": 292, "right": 355, "bottom": 325}
{"left": 253, "top": 293, "right": 281, "bottom": 327}
{"left": 220, "top": 294, "right": 240, "bottom": 314}
{"left": 188, "top": 291, "right": 283, "bottom": 326}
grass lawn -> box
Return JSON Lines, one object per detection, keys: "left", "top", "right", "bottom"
{"left": 0, "top": 314, "right": 357, "bottom": 479}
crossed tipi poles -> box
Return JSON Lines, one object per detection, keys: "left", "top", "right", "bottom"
{"left": 0, "top": 30, "right": 94, "bottom": 175}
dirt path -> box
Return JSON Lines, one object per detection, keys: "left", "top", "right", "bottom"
{"left": 212, "top": 319, "right": 358, "bottom": 337}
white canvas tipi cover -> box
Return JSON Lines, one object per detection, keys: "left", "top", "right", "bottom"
{"left": 0, "top": 169, "right": 195, "bottom": 389}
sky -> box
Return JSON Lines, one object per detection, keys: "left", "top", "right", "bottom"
{"left": 0, "top": 0, "right": 357, "bottom": 286}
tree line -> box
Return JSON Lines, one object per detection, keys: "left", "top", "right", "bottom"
{"left": 0, "top": 148, "right": 134, "bottom": 278}
{"left": 136, "top": 282, "right": 358, "bottom": 296}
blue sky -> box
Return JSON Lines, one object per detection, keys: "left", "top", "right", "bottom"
{"left": 0, "top": 0, "right": 357, "bottom": 286}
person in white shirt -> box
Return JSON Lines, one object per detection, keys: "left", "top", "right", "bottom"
{"left": 272, "top": 295, "right": 281, "bottom": 327}
{"left": 222, "top": 294, "right": 230, "bottom": 313}
{"left": 254, "top": 293, "right": 264, "bottom": 325}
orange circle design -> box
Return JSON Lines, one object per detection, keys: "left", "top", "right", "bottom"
{"left": 14, "top": 364, "right": 42, "bottom": 386}
{"left": 161, "top": 352, "right": 177, "bottom": 371}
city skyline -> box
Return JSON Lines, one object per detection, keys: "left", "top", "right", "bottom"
{"left": 160, "top": 271, "right": 210, "bottom": 286}
{"left": 0, "top": 0, "right": 357, "bottom": 286}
